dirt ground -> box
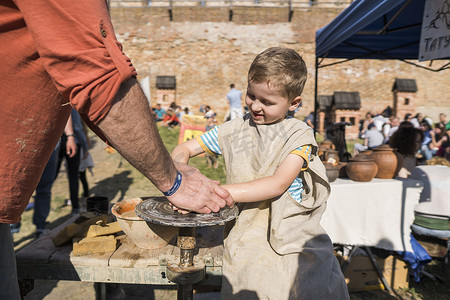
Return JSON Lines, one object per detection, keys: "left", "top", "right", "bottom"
{"left": 14, "top": 134, "right": 449, "bottom": 300}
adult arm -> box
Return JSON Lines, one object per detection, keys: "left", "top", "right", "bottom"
{"left": 14, "top": 0, "right": 232, "bottom": 213}
{"left": 63, "top": 114, "right": 77, "bottom": 158}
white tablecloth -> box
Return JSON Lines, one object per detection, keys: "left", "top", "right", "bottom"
{"left": 410, "top": 165, "right": 450, "bottom": 217}
{"left": 320, "top": 178, "right": 423, "bottom": 253}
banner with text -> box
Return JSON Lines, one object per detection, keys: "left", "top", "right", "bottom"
{"left": 419, "top": 0, "right": 450, "bottom": 61}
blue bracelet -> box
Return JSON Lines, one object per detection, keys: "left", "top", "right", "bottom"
{"left": 163, "top": 171, "right": 182, "bottom": 197}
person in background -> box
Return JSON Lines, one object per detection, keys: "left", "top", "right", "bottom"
{"left": 420, "top": 120, "right": 434, "bottom": 161}
{"left": 79, "top": 148, "right": 94, "bottom": 200}
{"left": 204, "top": 117, "right": 219, "bottom": 169}
{"left": 385, "top": 116, "right": 400, "bottom": 143}
{"left": 204, "top": 105, "right": 216, "bottom": 119}
{"left": 433, "top": 122, "right": 450, "bottom": 160}
{"left": 437, "top": 113, "right": 447, "bottom": 129}
{"left": 429, "top": 124, "right": 448, "bottom": 159}
{"left": 303, "top": 111, "right": 314, "bottom": 128}
{"left": 226, "top": 83, "right": 243, "bottom": 121}
{"left": 199, "top": 104, "right": 206, "bottom": 114}
{"left": 359, "top": 112, "right": 374, "bottom": 138}
{"left": 410, "top": 112, "right": 424, "bottom": 129}
{"left": 178, "top": 106, "right": 193, "bottom": 121}
{"left": 0, "top": 2, "right": 233, "bottom": 298}
{"left": 172, "top": 47, "right": 348, "bottom": 299}
{"left": 55, "top": 109, "right": 89, "bottom": 215}
{"left": 372, "top": 114, "right": 385, "bottom": 132}
{"left": 161, "top": 109, "right": 180, "bottom": 128}
{"left": 353, "top": 123, "right": 384, "bottom": 155}
{"left": 404, "top": 113, "right": 413, "bottom": 123}
{"left": 153, "top": 103, "right": 166, "bottom": 122}
{"left": 389, "top": 121, "right": 424, "bottom": 178}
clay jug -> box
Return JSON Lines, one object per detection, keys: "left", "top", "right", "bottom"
{"left": 361, "top": 149, "right": 373, "bottom": 156}
{"left": 324, "top": 162, "right": 339, "bottom": 182}
{"left": 318, "top": 145, "right": 329, "bottom": 161}
{"left": 320, "top": 140, "right": 335, "bottom": 150}
{"left": 324, "top": 149, "right": 340, "bottom": 163}
{"left": 337, "top": 162, "right": 347, "bottom": 178}
{"left": 346, "top": 154, "right": 378, "bottom": 182}
{"left": 370, "top": 145, "right": 397, "bottom": 179}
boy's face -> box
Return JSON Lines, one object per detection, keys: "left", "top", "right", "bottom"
{"left": 245, "top": 81, "right": 301, "bottom": 125}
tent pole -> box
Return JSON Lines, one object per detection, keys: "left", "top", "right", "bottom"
{"left": 313, "top": 56, "right": 319, "bottom": 137}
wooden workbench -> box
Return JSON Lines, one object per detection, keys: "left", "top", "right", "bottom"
{"left": 16, "top": 215, "right": 225, "bottom": 287}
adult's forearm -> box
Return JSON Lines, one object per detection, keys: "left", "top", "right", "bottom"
{"left": 96, "top": 78, "right": 177, "bottom": 192}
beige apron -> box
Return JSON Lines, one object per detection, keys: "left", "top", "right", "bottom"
{"left": 218, "top": 115, "right": 349, "bottom": 299}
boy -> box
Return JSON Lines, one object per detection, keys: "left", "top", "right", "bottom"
{"left": 172, "top": 47, "right": 348, "bottom": 299}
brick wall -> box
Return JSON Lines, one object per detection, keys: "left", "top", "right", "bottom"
{"left": 110, "top": 6, "right": 450, "bottom": 124}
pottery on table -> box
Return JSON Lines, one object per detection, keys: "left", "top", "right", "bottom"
{"left": 324, "top": 162, "right": 339, "bottom": 182}
{"left": 337, "top": 162, "right": 348, "bottom": 178}
{"left": 318, "top": 145, "right": 329, "bottom": 161}
{"left": 320, "top": 140, "right": 335, "bottom": 150}
{"left": 111, "top": 198, "right": 177, "bottom": 250}
{"left": 360, "top": 149, "right": 373, "bottom": 156}
{"left": 324, "top": 149, "right": 340, "bottom": 164}
{"left": 346, "top": 154, "right": 378, "bottom": 182}
{"left": 369, "top": 144, "right": 398, "bottom": 179}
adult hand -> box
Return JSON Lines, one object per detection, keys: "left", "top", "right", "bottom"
{"left": 167, "top": 162, "right": 234, "bottom": 214}
{"left": 66, "top": 136, "right": 78, "bottom": 158}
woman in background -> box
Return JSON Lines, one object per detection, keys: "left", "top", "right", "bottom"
{"left": 389, "top": 121, "right": 423, "bottom": 178}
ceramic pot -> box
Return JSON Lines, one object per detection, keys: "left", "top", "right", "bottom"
{"left": 111, "top": 198, "right": 177, "bottom": 250}
{"left": 324, "top": 149, "right": 340, "bottom": 163}
{"left": 346, "top": 154, "right": 378, "bottom": 182}
{"left": 369, "top": 145, "right": 398, "bottom": 179}
{"left": 320, "top": 140, "right": 335, "bottom": 150}
{"left": 337, "top": 162, "right": 348, "bottom": 178}
{"left": 324, "top": 162, "right": 339, "bottom": 182}
{"left": 318, "top": 146, "right": 329, "bottom": 161}
{"left": 361, "top": 150, "right": 373, "bottom": 156}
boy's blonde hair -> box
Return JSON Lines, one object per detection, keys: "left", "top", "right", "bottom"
{"left": 248, "top": 47, "right": 307, "bottom": 102}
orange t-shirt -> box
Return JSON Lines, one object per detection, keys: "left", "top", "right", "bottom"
{"left": 0, "top": 0, "right": 137, "bottom": 223}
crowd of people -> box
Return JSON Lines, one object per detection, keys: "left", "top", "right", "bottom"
{"left": 354, "top": 111, "right": 450, "bottom": 177}
{"left": 151, "top": 102, "right": 194, "bottom": 128}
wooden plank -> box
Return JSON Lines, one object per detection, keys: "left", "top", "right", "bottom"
{"left": 109, "top": 235, "right": 177, "bottom": 268}
{"left": 16, "top": 215, "right": 78, "bottom": 264}
{"left": 67, "top": 235, "right": 121, "bottom": 267}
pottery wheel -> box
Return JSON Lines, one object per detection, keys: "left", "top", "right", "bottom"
{"left": 135, "top": 196, "right": 238, "bottom": 227}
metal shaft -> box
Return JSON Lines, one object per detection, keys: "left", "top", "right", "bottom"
{"left": 177, "top": 283, "right": 193, "bottom": 300}
{"left": 177, "top": 227, "right": 196, "bottom": 268}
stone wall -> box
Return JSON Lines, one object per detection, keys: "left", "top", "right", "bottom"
{"left": 110, "top": 6, "right": 450, "bottom": 123}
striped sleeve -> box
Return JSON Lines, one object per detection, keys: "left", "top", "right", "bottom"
{"left": 288, "top": 177, "right": 304, "bottom": 204}
{"left": 290, "top": 145, "right": 312, "bottom": 171}
{"left": 195, "top": 126, "right": 222, "bottom": 156}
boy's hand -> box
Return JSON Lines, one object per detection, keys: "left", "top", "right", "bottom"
{"left": 167, "top": 162, "right": 234, "bottom": 214}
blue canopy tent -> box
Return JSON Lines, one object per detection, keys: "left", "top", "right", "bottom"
{"left": 314, "top": 0, "right": 450, "bottom": 132}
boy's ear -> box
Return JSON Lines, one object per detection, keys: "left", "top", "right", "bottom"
{"left": 288, "top": 96, "right": 302, "bottom": 111}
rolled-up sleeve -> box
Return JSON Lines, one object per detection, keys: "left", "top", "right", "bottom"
{"left": 13, "top": 0, "right": 137, "bottom": 124}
